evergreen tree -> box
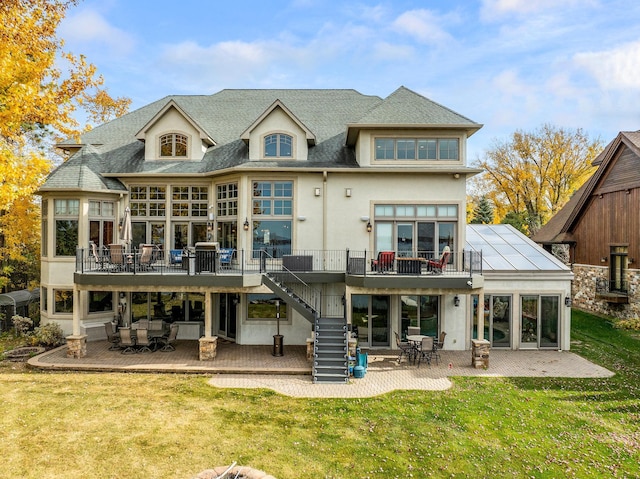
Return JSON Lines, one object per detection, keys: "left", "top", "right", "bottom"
{"left": 471, "top": 196, "right": 494, "bottom": 224}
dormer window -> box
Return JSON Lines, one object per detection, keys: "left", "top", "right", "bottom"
{"left": 160, "top": 133, "right": 188, "bottom": 158}
{"left": 264, "top": 133, "right": 292, "bottom": 158}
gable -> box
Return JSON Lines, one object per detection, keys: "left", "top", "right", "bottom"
{"left": 595, "top": 144, "right": 640, "bottom": 195}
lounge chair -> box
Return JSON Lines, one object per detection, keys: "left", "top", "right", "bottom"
{"left": 108, "top": 244, "right": 126, "bottom": 271}
{"left": 427, "top": 246, "right": 450, "bottom": 274}
{"left": 138, "top": 244, "right": 156, "bottom": 271}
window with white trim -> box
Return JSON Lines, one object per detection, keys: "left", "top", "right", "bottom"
{"left": 54, "top": 199, "right": 79, "bottom": 256}
{"left": 374, "top": 138, "right": 459, "bottom": 161}
{"left": 264, "top": 133, "right": 292, "bottom": 158}
{"left": 171, "top": 186, "right": 208, "bottom": 217}
{"left": 160, "top": 133, "right": 188, "bottom": 157}
{"left": 130, "top": 186, "right": 167, "bottom": 217}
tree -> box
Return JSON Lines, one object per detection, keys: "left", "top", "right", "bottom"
{"left": 476, "top": 124, "right": 601, "bottom": 236}
{"left": 471, "top": 196, "right": 494, "bottom": 224}
{"left": 0, "top": 0, "right": 131, "bottom": 290}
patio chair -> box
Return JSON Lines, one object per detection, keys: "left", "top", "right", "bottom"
{"left": 169, "top": 249, "right": 183, "bottom": 266}
{"left": 160, "top": 323, "right": 179, "bottom": 352}
{"left": 119, "top": 327, "right": 137, "bottom": 354}
{"left": 417, "top": 336, "right": 433, "bottom": 368}
{"left": 218, "top": 248, "right": 235, "bottom": 270}
{"left": 90, "top": 241, "right": 108, "bottom": 270}
{"left": 136, "top": 328, "right": 154, "bottom": 353}
{"left": 108, "top": 244, "right": 126, "bottom": 271}
{"left": 426, "top": 246, "right": 450, "bottom": 274}
{"left": 433, "top": 331, "right": 446, "bottom": 364}
{"left": 104, "top": 321, "right": 120, "bottom": 350}
{"left": 407, "top": 326, "right": 421, "bottom": 336}
{"left": 371, "top": 251, "right": 395, "bottom": 273}
{"left": 395, "top": 332, "right": 415, "bottom": 364}
{"left": 138, "top": 244, "right": 155, "bottom": 271}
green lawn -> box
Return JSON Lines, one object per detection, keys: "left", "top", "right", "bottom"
{"left": 1, "top": 309, "right": 639, "bottom": 478}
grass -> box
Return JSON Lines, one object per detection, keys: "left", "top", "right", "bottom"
{"left": 1, "top": 309, "right": 639, "bottom": 478}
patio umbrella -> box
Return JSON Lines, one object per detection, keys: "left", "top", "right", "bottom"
{"left": 120, "top": 206, "right": 132, "bottom": 248}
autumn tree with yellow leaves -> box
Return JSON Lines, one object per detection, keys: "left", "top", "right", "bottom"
{"left": 474, "top": 124, "right": 602, "bottom": 236}
{"left": 0, "top": 0, "right": 130, "bottom": 290}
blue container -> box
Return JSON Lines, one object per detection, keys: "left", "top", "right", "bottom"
{"left": 353, "top": 365, "right": 365, "bottom": 378}
{"left": 358, "top": 352, "right": 368, "bottom": 370}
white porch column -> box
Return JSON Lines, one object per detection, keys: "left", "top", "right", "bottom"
{"left": 73, "top": 287, "right": 81, "bottom": 336}
{"left": 477, "top": 290, "right": 485, "bottom": 340}
{"left": 204, "top": 292, "right": 212, "bottom": 338}
{"left": 66, "top": 286, "right": 87, "bottom": 358}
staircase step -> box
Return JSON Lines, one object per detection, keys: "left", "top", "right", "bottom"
{"left": 314, "top": 373, "right": 349, "bottom": 384}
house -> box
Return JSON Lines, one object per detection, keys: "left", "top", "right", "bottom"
{"left": 39, "top": 86, "right": 572, "bottom": 382}
{"left": 534, "top": 130, "right": 640, "bottom": 319}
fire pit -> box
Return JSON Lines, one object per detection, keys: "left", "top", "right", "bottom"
{"left": 3, "top": 346, "right": 45, "bottom": 362}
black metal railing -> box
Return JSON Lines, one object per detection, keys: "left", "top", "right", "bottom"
{"left": 75, "top": 246, "right": 483, "bottom": 277}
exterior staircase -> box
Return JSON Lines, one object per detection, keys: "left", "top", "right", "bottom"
{"left": 262, "top": 272, "right": 348, "bottom": 383}
{"left": 313, "top": 316, "right": 349, "bottom": 383}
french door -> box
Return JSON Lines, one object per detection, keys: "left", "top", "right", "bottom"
{"left": 520, "top": 295, "right": 559, "bottom": 348}
{"left": 218, "top": 293, "right": 237, "bottom": 340}
{"left": 351, "top": 295, "right": 390, "bottom": 348}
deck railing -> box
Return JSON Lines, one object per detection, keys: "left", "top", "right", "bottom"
{"left": 76, "top": 246, "right": 483, "bottom": 277}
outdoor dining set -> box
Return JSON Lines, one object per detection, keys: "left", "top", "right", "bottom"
{"left": 395, "top": 327, "right": 446, "bottom": 367}
{"left": 104, "top": 319, "right": 178, "bottom": 354}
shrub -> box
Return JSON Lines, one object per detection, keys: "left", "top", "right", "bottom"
{"left": 616, "top": 317, "right": 640, "bottom": 331}
{"left": 11, "top": 315, "right": 33, "bottom": 336}
{"left": 32, "top": 322, "right": 65, "bottom": 347}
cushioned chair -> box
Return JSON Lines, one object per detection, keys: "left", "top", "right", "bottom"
{"left": 218, "top": 248, "right": 235, "bottom": 269}
{"left": 138, "top": 244, "right": 155, "bottom": 271}
{"left": 371, "top": 251, "right": 395, "bottom": 273}
{"left": 108, "top": 244, "right": 126, "bottom": 271}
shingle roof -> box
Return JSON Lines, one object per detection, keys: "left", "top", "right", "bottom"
{"left": 44, "top": 87, "right": 481, "bottom": 190}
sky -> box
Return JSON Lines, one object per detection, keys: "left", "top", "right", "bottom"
{"left": 58, "top": 0, "right": 640, "bottom": 161}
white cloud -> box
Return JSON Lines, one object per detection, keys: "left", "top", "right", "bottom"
{"left": 392, "top": 9, "right": 455, "bottom": 45}
{"left": 480, "top": 0, "right": 595, "bottom": 21}
{"left": 60, "top": 9, "right": 135, "bottom": 56}
{"left": 573, "top": 41, "right": 640, "bottom": 90}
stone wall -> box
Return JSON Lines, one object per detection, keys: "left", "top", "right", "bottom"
{"left": 572, "top": 264, "right": 639, "bottom": 319}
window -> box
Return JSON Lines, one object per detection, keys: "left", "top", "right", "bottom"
{"left": 130, "top": 186, "right": 166, "bottom": 217}
{"left": 400, "top": 295, "right": 439, "bottom": 339}
{"left": 89, "top": 291, "right": 113, "bottom": 313}
{"left": 251, "top": 181, "right": 293, "bottom": 257}
{"left": 247, "top": 293, "right": 287, "bottom": 322}
{"left": 160, "top": 133, "right": 188, "bottom": 157}
{"left": 54, "top": 289, "right": 73, "bottom": 314}
{"left": 171, "top": 186, "right": 208, "bottom": 217}
{"left": 471, "top": 295, "right": 511, "bottom": 347}
{"left": 89, "top": 200, "right": 115, "bottom": 248}
{"left": 264, "top": 133, "right": 292, "bottom": 158}
{"left": 374, "top": 138, "right": 459, "bottom": 161}
{"left": 54, "top": 199, "right": 79, "bottom": 256}
{"left": 373, "top": 204, "right": 458, "bottom": 257}
{"left": 42, "top": 199, "right": 48, "bottom": 257}
{"left": 42, "top": 287, "right": 47, "bottom": 312}
{"left": 217, "top": 183, "right": 238, "bottom": 217}
{"left": 521, "top": 295, "right": 559, "bottom": 348}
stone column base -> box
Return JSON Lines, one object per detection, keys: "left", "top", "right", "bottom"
{"left": 66, "top": 335, "right": 88, "bottom": 358}
{"left": 199, "top": 336, "right": 218, "bottom": 361}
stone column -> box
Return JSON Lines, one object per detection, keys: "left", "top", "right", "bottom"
{"left": 199, "top": 336, "right": 218, "bottom": 360}
{"left": 66, "top": 335, "right": 87, "bottom": 358}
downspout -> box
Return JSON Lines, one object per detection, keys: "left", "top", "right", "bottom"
{"left": 322, "top": 171, "right": 328, "bottom": 252}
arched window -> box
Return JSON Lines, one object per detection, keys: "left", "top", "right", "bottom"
{"left": 160, "top": 133, "right": 188, "bottom": 157}
{"left": 264, "top": 133, "right": 292, "bottom": 158}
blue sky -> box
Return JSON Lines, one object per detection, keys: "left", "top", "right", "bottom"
{"left": 59, "top": 0, "right": 640, "bottom": 160}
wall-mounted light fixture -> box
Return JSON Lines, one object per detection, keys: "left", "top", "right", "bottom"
{"left": 297, "top": 216, "right": 306, "bottom": 221}
{"left": 564, "top": 296, "right": 572, "bottom": 307}
{"left": 314, "top": 187, "right": 321, "bottom": 197}
{"left": 206, "top": 222, "right": 214, "bottom": 232}
{"left": 601, "top": 257, "right": 607, "bottom": 263}
{"left": 366, "top": 221, "right": 372, "bottom": 233}
{"left": 629, "top": 258, "right": 635, "bottom": 265}
{"left": 345, "top": 188, "right": 352, "bottom": 197}
{"left": 454, "top": 295, "right": 460, "bottom": 307}
{"left": 208, "top": 205, "right": 215, "bottom": 221}
{"left": 453, "top": 173, "right": 460, "bottom": 179}
{"left": 243, "top": 218, "right": 249, "bottom": 231}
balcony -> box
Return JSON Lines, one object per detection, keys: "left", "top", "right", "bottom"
{"left": 595, "top": 278, "right": 629, "bottom": 304}
{"left": 74, "top": 247, "right": 483, "bottom": 290}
